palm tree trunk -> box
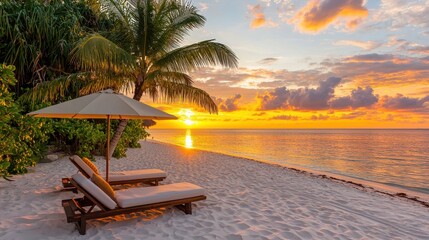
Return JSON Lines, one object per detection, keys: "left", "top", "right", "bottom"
{"left": 108, "top": 119, "right": 129, "bottom": 157}
{"left": 108, "top": 86, "right": 144, "bottom": 158}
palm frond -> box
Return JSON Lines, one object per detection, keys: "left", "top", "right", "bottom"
{"left": 134, "top": 0, "right": 154, "bottom": 60}
{"left": 79, "top": 75, "right": 134, "bottom": 95}
{"left": 100, "top": 0, "right": 136, "bottom": 29}
{"left": 70, "top": 33, "right": 137, "bottom": 73}
{"left": 146, "top": 70, "right": 193, "bottom": 85}
{"left": 148, "top": 0, "right": 205, "bottom": 54}
{"left": 18, "top": 72, "right": 89, "bottom": 106}
{"left": 143, "top": 81, "right": 218, "bottom": 114}
{"left": 153, "top": 40, "right": 238, "bottom": 73}
{"left": 99, "top": 0, "right": 137, "bottom": 52}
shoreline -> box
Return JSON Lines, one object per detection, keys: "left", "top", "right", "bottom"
{"left": 149, "top": 139, "right": 429, "bottom": 207}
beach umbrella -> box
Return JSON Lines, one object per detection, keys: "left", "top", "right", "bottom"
{"left": 27, "top": 89, "right": 177, "bottom": 181}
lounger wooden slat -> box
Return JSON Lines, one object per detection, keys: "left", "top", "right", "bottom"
{"left": 62, "top": 179, "right": 206, "bottom": 235}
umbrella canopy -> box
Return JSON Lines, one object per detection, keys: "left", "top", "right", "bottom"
{"left": 28, "top": 89, "right": 177, "bottom": 120}
{"left": 28, "top": 89, "right": 177, "bottom": 181}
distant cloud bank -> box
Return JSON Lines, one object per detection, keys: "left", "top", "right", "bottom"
{"left": 213, "top": 94, "right": 242, "bottom": 112}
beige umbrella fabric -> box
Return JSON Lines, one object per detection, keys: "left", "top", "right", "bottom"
{"left": 28, "top": 89, "right": 177, "bottom": 180}
{"left": 28, "top": 89, "right": 176, "bottom": 119}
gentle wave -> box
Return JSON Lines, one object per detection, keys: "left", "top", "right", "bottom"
{"left": 148, "top": 129, "right": 429, "bottom": 195}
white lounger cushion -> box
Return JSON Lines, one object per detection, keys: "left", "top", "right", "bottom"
{"left": 102, "top": 169, "right": 167, "bottom": 182}
{"left": 72, "top": 173, "right": 117, "bottom": 210}
{"left": 115, "top": 182, "right": 205, "bottom": 208}
{"left": 71, "top": 155, "right": 95, "bottom": 177}
{"left": 71, "top": 155, "right": 167, "bottom": 182}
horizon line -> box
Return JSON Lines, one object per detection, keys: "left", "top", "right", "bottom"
{"left": 148, "top": 128, "right": 429, "bottom": 130}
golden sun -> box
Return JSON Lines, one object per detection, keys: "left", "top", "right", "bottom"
{"left": 184, "top": 119, "right": 194, "bottom": 126}
{"left": 179, "top": 109, "right": 195, "bottom": 126}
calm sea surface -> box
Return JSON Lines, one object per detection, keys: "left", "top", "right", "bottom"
{"left": 148, "top": 129, "right": 429, "bottom": 194}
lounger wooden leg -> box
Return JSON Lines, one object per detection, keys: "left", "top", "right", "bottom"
{"left": 155, "top": 179, "right": 159, "bottom": 186}
{"left": 175, "top": 203, "right": 192, "bottom": 214}
{"left": 184, "top": 203, "right": 192, "bottom": 214}
{"left": 62, "top": 178, "right": 78, "bottom": 193}
{"left": 76, "top": 217, "right": 87, "bottom": 235}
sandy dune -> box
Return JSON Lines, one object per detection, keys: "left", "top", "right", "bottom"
{"left": 0, "top": 141, "right": 428, "bottom": 239}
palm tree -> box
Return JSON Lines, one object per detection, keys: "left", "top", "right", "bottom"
{"left": 27, "top": 0, "right": 238, "bottom": 157}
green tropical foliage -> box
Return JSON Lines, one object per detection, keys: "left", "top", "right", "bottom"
{"left": 0, "top": 0, "right": 237, "bottom": 178}
{"left": 49, "top": 119, "right": 149, "bottom": 159}
{"left": 112, "top": 120, "right": 151, "bottom": 158}
{"left": 51, "top": 119, "right": 106, "bottom": 159}
{"left": 0, "top": 64, "right": 52, "bottom": 178}
{"left": 0, "top": 0, "right": 105, "bottom": 97}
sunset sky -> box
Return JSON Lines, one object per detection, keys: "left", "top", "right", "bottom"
{"left": 146, "top": 0, "right": 429, "bottom": 129}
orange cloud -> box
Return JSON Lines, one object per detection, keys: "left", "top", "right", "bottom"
{"left": 290, "top": 0, "right": 368, "bottom": 33}
{"left": 249, "top": 5, "right": 266, "bottom": 28}
{"left": 248, "top": 4, "right": 278, "bottom": 29}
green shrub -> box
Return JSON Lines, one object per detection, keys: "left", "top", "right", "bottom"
{"left": 0, "top": 64, "right": 15, "bottom": 179}
{"left": 0, "top": 64, "right": 52, "bottom": 177}
{"left": 112, "top": 120, "right": 150, "bottom": 158}
{"left": 48, "top": 119, "right": 149, "bottom": 160}
{"left": 51, "top": 119, "right": 106, "bottom": 159}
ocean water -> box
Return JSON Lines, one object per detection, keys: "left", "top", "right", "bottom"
{"left": 148, "top": 129, "right": 429, "bottom": 195}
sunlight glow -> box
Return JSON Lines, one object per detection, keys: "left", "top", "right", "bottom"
{"left": 179, "top": 109, "right": 195, "bottom": 127}
{"left": 184, "top": 119, "right": 194, "bottom": 126}
{"left": 185, "top": 129, "right": 193, "bottom": 148}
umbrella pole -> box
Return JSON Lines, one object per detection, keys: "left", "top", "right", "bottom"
{"left": 106, "top": 115, "right": 111, "bottom": 182}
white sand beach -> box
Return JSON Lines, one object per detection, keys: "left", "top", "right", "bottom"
{"left": 0, "top": 140, "right": 428, "bottom": 240}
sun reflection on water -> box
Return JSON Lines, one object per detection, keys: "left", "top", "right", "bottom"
{"left": 185, "top": 129, "right": 193, "bottom": 148}
{"left": 150, "top": 129, "right": 429, "bottom": 193}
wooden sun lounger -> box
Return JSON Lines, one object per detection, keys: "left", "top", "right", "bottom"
{"left": 62, "top": 156, "right": 167, "bottom": 191}
{"left": 62, "top": 178, "right": 206, "bottom": 235}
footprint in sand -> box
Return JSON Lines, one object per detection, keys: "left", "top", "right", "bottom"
{"left": 14, "top": 216, "right": 40, "bottom": 224}
{"left": 225, "top": 234, "right": 243, "bottom": 240}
